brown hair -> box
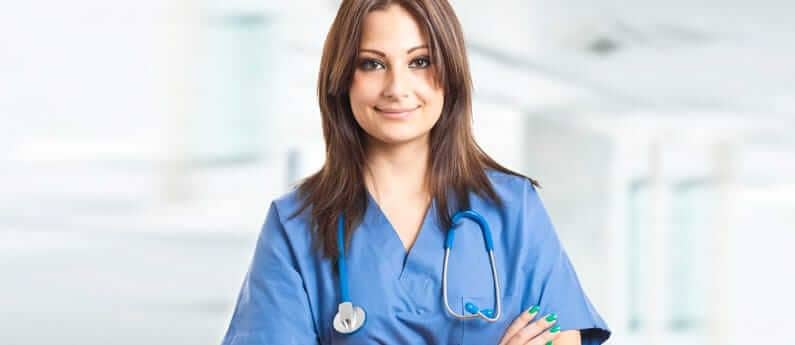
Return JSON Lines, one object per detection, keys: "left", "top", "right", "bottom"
{"left": 294, "top": 0, "right": 539, "bottom": 259}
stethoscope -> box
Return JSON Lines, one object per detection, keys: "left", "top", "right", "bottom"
{"left": 333, "top": 209, "right": 502, "bottom": 334}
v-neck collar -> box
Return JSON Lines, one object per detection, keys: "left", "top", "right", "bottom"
{"left": 363, "top": 190, "right": 440, "bottom": 280}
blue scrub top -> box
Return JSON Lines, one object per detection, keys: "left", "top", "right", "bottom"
{"left": 221, "top": 170, "right": 611, "bottom": 344}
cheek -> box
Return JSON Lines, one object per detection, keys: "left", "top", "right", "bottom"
{"left": 348, "top": 75, "right": 381, "bottom": 133}
{"left": 349, "top": 73, "right": 380, "bottom": 108}
{"left": 418, "top": 86, "right": 444, "bottom": 121}
{"left": 416, "top": 72, "right": 444, "bottom": 108}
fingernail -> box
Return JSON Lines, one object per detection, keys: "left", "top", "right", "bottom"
{"left": 545, "top": 313, "right": 557, "bottom": 322}
{"left": 545, "top": 341, "right": 552, "bottom": 345}
{"left": 527, "top": 305, "right": 540, "bottom": 314}
{"left": 550, "top": 324, "right": 561, "bottom": 333}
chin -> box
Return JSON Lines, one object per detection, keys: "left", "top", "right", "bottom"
{"left": 371, "top": 129, "right": 430, "bottom": 146}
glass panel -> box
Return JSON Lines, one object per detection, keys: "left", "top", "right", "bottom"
{"left": 668, "top": 179, "right": 713, "bottom": 331}
{"left": 627, "top": 179, "right": 649, "bottom": 332}
{"left": 192, "top": 13, "right": 270, "bottom": 164}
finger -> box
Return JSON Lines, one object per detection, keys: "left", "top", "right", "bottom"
{"left": 497, "top": 305, "right": 540, "bottom": 345}
{"left": 526, "top": 324, "right": 561, "bottom": 345}
{"left": 505, "top": 312, "right": 558, "bottom": 345}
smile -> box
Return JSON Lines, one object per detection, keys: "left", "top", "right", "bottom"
{"left": 374, "top": 106, "right": 420, "bottom": 119}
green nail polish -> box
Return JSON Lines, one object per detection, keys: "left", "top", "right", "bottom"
{"left": 550, "top": 325, "right": 561, "bottom": 333}
{"left": 545, "top": 313, "right": 557, "bottom": 322}
{"left": 528, "top": 305, "right": 540, "bottom": 314}
{"left": 545, "top": 341, "right": 552, "bottom": 345}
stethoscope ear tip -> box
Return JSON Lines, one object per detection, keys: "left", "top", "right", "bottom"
{"left": 481, "top": 308, "right": 495, "bottom": 318}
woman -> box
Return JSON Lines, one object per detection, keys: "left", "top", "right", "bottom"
{"left": 221, "top": 1, "right": 610, "bottom": 344}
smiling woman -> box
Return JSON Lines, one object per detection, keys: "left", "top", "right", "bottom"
{"left": 220, "top": 1, "right": 611, "bottom": 344}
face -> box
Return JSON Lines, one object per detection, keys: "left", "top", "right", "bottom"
{"left": 349, "top": 4, "right": 444, "bottom": 148}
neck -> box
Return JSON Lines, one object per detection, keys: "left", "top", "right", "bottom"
{"left": 364, "top": 135, "right": 430, "bottom": 203}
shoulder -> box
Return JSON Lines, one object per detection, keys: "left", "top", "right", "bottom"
{"left": 477, "top": 168, "right": 548, "bottom": 226}
{"left": 485, "top": 169, "right": 534, "bottom": 193}
{"left": 262, "top": 188, "right": 314, "bottom": 244}
{"left": 270, "top": 188, "right": 306, "bottom": 222}
{"left": 484, "top": 168, "right": 542, "bottom": 205}
{"left": 473, "top": 169, "right": 554, "bottom": 250}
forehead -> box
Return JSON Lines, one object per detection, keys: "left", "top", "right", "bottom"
{"left": 359, "top": 5, "right": 427, "bottom": 51}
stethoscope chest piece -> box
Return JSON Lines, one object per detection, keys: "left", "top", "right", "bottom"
{"left": 333, "top": 301, "right": 366, "bottom": 334}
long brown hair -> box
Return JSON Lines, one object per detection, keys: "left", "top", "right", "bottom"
{"left": 294, "top": 0, "right": 539, "bottom": 259}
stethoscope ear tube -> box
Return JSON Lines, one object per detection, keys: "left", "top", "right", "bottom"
{"left": 442, "top": 210, "right": 502, "bottom": 322}
{"left": 447, "top": 210, "right": 495, "bottom": 251}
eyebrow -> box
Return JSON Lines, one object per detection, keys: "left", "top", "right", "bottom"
{"left": 359, "top": 45, "right": 428, "bottom": 57}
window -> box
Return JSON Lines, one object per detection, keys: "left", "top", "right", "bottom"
{"left": 192, "top": 12, "right": 270, "bottom": 165}
{"left": 669, "top": 178, "right": 713, "bottom": 331}
{"left": 627, "top": 178, "right": 649, "bottom": 331}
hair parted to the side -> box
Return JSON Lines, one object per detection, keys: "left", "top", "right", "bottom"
{"left": 292, "top": 0, "right": 539, "bottom": 259}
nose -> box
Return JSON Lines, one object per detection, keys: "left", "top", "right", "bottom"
{"left": 382, "top": 64, "right": 410, "bottom": 99}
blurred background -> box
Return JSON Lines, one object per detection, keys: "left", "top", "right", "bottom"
{"left": 1, "top": 0, "right": 793, "bottom": 344}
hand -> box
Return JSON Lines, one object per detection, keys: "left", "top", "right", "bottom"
{"left": 497, "top": 305, "right": 561, "bottom": 345}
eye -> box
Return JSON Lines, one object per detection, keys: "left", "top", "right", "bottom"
{"left": 358, "top": 58, "right": 385, "bottom": 71}
{"left": 409, "top": 56, "right": 431, "bottom": 69}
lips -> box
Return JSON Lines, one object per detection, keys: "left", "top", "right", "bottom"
{"left": 375, "top": 106, "right": 419, "bottom": 113}
{"left": 374, "top": 106, "right": 419, "bottom": 120}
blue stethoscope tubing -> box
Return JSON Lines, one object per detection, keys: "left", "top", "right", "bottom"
{"left": 333, "top": 209, "right": 501, "bottom": 334}
{"left": 338, "top": 215, "right": 351, "bottom": 303}
{"left": 334, "top": 215, "right": 366, "bottom": 334}
{"left": 442, "top": 210, "right": 502, "bottom": 322}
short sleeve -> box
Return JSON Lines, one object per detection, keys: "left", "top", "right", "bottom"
{"left": 522, "top": 182, "right": 611, "bottom": 344}
{"left": 221, "top": 203, "right": 319, "bottom": 345}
